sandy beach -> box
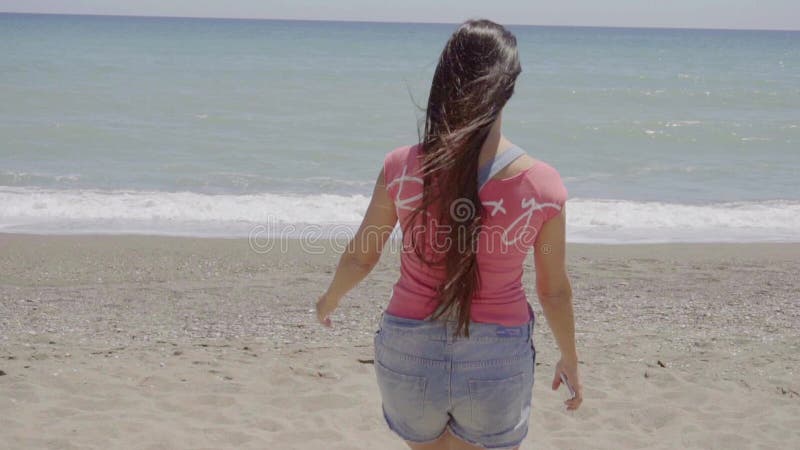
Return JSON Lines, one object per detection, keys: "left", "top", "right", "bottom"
{"left": 0, "top": 234, "right": 798, "bottom": 449}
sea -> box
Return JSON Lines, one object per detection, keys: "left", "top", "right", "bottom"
{"left": 1, "top": 13, "right": 798, "bottom": 243}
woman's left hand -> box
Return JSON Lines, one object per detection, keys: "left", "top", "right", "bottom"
{"left": 315, "top": 293, "right": 340, "bottom": 327}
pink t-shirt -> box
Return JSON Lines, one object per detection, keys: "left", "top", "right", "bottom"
{"left": 382, "top": 144, "right": 568, "bottom": 326}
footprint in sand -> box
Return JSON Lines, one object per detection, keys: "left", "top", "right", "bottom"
{"left": 629, "top": 405, "right": 679, "bottom": 431}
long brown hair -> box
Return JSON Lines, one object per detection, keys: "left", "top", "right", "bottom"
{"left": 404, "top": 19, "right": 521, "bottom": 337}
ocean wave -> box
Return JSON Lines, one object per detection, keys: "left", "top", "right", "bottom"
{"left": 0, "top": 187, "right": 369, "bottom": 236}
{"left": 566, "top": 198, "right": 800, "bottom": 243}
{"left": 0, "top": 188, "right": 799, "bottom": 242}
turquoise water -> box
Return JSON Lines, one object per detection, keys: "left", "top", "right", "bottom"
{"left": 1, "top": 13, "right": 799, "bottom": 241}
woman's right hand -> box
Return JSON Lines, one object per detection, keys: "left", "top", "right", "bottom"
{"left": 552, "top": 356, "right": 583, "bottom": 411}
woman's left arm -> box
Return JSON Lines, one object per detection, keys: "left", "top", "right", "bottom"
{"left": 315, "top": 168, "right": 397, "bottom": 327}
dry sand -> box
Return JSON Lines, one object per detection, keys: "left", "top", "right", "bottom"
{"left": 0, "top": 234, "right": 798, "bottom": 449}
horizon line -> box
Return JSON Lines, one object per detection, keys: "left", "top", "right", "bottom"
{"left": 1, "top": 11, "right": 799, "bottom": 33}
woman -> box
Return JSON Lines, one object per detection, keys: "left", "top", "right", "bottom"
{"left": 315, "top": 19, "right": 582, "bottom": 450}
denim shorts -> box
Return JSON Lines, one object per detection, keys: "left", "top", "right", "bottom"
{"left": 373, "top": 309, "right": 536, "bottom": 449}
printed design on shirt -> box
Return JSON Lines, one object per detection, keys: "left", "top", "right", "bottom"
{"left": 500, "top": 197, "right": 562, "bottom": 246}
{"left": 386, "top": 165, "right": 423, "bottom": 211}
{"left": 388, "top": 163, "right": 561, "bottom": 245}
{"left": 484, "top": 199, "right": 506, "bottom": 216}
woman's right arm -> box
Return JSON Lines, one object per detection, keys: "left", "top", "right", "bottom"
{"left": 534, "top": 205, "right": 583, "bottom": 410}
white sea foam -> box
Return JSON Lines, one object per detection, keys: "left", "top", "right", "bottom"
{"left": 566, "top": 198, "right": 800, "bottom": 243}
{"left": 0, "top": 187, "right": 369, "bottom": 237}
{"left": 1, "top": 188, "right": 799, "bottom": 243}
{"left": 664, "top": 120, "right": 702, "bottom": 127}
{"left": 740, "top": 137, "right": 772, "bottom": 142}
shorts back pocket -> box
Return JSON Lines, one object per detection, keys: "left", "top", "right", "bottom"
{"left": 468, "top": 372, "right": 526, "bottom": 433}
{"left": 374, "top": 359, "right": 427, "bottom": 421}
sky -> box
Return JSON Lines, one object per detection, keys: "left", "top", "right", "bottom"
{"left": 0, "top": 0, "right": 798, "bottom": 30}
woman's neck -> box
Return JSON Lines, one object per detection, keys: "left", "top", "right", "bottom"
{"left": 479, "top": 115, "right": 511, "bottom": 166}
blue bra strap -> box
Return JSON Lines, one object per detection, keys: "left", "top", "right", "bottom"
{"left": 477, "top": 146, "right": 526, "bottom": 191}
